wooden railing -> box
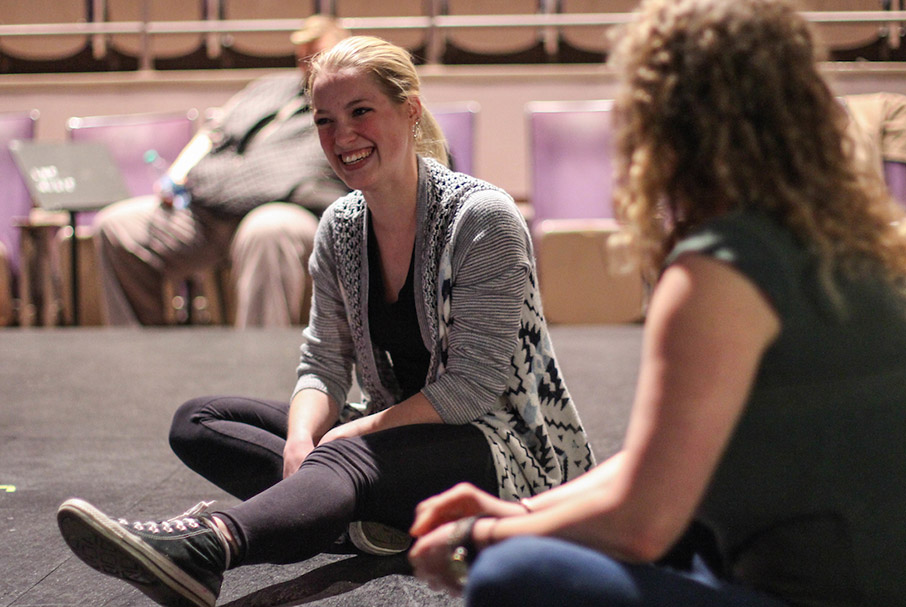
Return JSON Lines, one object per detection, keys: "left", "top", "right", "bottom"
{"left": 1, "top": 6, "right": 905, "bottom": 72}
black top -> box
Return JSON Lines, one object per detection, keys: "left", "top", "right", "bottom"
{"left": 668, "top": 209, "right": 906, "bottom": 606}
{"left": 367, "top": 216, "right": 431, "bottom": 401}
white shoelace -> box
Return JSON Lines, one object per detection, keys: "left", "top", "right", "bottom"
{"left": 115, "top": 500, "right": 232, "bottom": 568}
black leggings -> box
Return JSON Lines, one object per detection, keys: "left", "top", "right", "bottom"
{"left": 169, "top": 395, "right": 498, "bottom": 566}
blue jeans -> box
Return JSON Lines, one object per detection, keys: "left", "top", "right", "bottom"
{"left": 465, "top": 536, "right": 789, "bottom": 607}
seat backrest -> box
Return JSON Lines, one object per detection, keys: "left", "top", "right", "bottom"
{"left": 444, "top": 0, "right": 542, "bottom": 54}
{"left": 106, "top": 0, "right": 205, "bottom": 60}
{"left": 430, "top": 102, "right": 479, "bottom": 176}
{"left": 559, "top": 0, "right": 637, "bottom": 54}
{"left": 66, "top": 110, "right": 198, "bottom": 198}
{"left": 0, "top": 1, "right": 87, "bottom": 60}
{"left": 335, "top": 0, "right": 428, "bottom": 51}
{"left": 526, "top": 99, "right": 616, "bottom": 231}
{"left": 885, "top": 160, "right": 906, "bottom": 208}
{"left": 798, "top": 0, "right": 880, "bottom": 51}
{"left": 0, "top": 110, "right": 39, "bottom": 277}
{"left": 222, "top": 0, "right": 318, "bottom": 57}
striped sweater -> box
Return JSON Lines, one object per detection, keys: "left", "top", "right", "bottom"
{"left": 295, "top": 157, "right": 595, "bottom": 500}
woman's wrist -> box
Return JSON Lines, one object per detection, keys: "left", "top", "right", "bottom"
{"left": 446, "top": 496, "right": 536, "bottom": 584}
{"left": 469, "top": 516, "right": 499, "bottom": 552}
{"left": 288, "top": 389, "right": 339, "bottom": 441}
{"left": 467, "top": 498, "right": 531, "bottom": 552}
{"left": 447, "top": 515, "right": 484, "bottom": 586}
{"left": 285, "top": 425, "right": 313, "bottom": 448}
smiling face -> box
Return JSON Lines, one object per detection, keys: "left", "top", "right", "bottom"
{"left": 311, "top": 67, "right": 421, "bottom": 201}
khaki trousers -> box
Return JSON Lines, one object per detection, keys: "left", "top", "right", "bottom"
{"left": 844, "top": 92, "right": 906, "bottom": 169}
{"left": 93, "top": 196, "right": 318, "bottom": 327}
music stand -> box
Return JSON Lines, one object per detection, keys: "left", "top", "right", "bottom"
{"left": 9, "top": 140, "right": 131, "bottom": 325}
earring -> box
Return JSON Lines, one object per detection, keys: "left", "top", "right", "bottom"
{"left": 412, "top": 119, "right": 421, "bottom": 140}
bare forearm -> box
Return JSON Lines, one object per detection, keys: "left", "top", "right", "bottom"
{"left": 470, "top": 449, "right": 687, "bottom": 563}
{"left": 375, "top": 392, "right": 443, "bottom": 428}
{"left": 287, "top": 389, "right": 339, "bottom": 443}
{"left": 351, "top": 392, "right": 443, "bottom": 436}
{"left": 318, "top": 391, "right": 444, "bottom": 445}
{"left": 167, "top": 133, "right": 213, "bottom": 183}
{"left": 521, "top": 451, "right": 626, "bottom": 512}
{"left": 471, "top": 479, "right": 663, "bottom": 563}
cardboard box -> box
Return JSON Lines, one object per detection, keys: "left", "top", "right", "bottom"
{"left": 535, "top": 219, "right": 645, "bottom": 324}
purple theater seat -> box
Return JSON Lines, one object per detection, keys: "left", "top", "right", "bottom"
{"left": 884, "top": 160, "right": 906, "bottom": 208}
{"left": 431, "top": 102, "right": 479, "bottom": 177}
{"left": 526, "top": 99, "right": 616, "bottom": 233}
{"left": 62, "top": 110, "right": 201, "bottom": 325}
{"left": 526, "top": 100, "right": 644, "bottom": 324}
{"left": 0, "top": 110, "right": 39, "bottom": 279}
{"left": 65, "top": 110, "right": 198, "bottom": 226}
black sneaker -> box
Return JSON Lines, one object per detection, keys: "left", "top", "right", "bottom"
{"left": 347, "top": 521, "right": 412, "bottom": 556}
{"left": 57, "top": 498, "right": 229, "bottom": 607}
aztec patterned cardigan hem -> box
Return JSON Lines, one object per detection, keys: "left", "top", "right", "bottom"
{"left": 295, "top": 157, "right": 595, "bottom": 500}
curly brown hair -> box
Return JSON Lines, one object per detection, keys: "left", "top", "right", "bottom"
{"left": 610, "top": 0, "right": 906, "bottom": 296}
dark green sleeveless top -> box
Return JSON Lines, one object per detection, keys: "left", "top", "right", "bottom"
{"left": 668, "top": 209, "right": 906, "bottom": 607}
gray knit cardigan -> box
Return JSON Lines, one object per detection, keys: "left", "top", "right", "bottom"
{"left": 294, "top": 157, "right": 595, "bottom": 500}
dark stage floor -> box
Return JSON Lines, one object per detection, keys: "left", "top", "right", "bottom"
{"left": 0, "top": 325, "right": 641, "bottom": 606}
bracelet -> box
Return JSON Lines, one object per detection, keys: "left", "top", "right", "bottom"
{"left": 447, "top": 515, "right": 484, "bottom": 587}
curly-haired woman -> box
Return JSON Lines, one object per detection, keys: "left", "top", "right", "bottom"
{"left": 409, "top": 1, "right": 906, "bottom": 606}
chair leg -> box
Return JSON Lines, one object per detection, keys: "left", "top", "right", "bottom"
{"left": 187, "top": 271, "right": 221, "bottom": 325}
{"left": 300, "top": 272, "right": 313, "bottom": 326}
{"left": 19, "top": 223, "right": 64, "bottom": 326}
{"left": 213, "top": 263, "right": 233, "bottom": 326}
{"left": 0, "top": 243, "right": 13, "bottom": 326}
{"left": 56, "top": 228, "right": 104, "bottom": 326}
{"left": 17, "top": 227, "right": 37, "bottom": 327}
{"left": 162, "top": 276, "right": 188, "bottom": 325}
{"left": 161, "top": 269, "right": 227, "bottom": 326}
{"left": 40, "top": 227, "right": 62, "bottom": 327}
